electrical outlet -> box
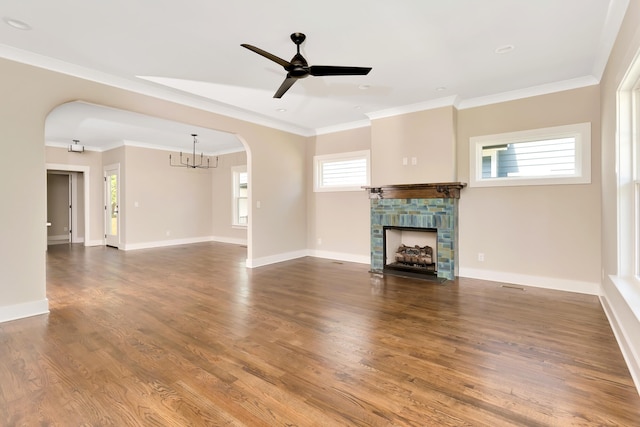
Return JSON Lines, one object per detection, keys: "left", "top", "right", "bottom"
{"left": 478, "top": 252, "right": 485, "bottom": 262}
{"left": 317, "top": 238, "right": 322, "bottom": 245}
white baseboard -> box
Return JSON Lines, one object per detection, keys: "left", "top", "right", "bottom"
{"left": 121, "top": 236, "right": 216, "bottom": 251}
{"left": 458, "top": 267, "right": 601, "bottom": 295}
{"left": 48, "top": 234, "right": 69, "bottom": 241}
{"left": 211, "top": 236, "right": 248, "bottom": 246}
{"left": 246, "top": 249, "right": 369, "bottom": 268}
{"left": 309, "top": 249, "right": 370, "bottom": 265}
{"left": 599, "top": 294, "right": 640, "bottom": 396}
{"left": 48, "top": 235, "right": 69, "bottom": 245}
{"left": 246, "top": 249, "right": 308, "bottom": 268}
{"left": 0, "top": 299, "right": 49, "bottom": 323}
{"left": 85, "top": 239, "right": 104, "bottom": 247}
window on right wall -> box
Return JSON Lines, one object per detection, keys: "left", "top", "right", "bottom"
{"left": 469, "top": 122, "right": 591, "bottom": 187}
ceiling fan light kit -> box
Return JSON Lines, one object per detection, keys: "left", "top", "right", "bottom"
{"left": 241, "top": 32, "right": 372, "bottom": 98}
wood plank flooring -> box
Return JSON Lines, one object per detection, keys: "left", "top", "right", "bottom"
{"left": 1, "top": 242, "right": 639, "bottom": 426}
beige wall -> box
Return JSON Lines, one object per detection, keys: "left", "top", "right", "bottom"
{"left": 122, "top": 146, "right": 213, "bottom": 247}
{"left": 456, "top": 86, "right": 602, "bottom": 292}
{"left": 211, "top": 150, "right": 248, "bottom": 244}
{"left": 0, "top": 57, "right": 307, "bottom": 320}
{"left": 307, "top": 127, "right": 371, "bottom": 261}
{"left": 371, "top": 106, "right": 457, "bottom": 185}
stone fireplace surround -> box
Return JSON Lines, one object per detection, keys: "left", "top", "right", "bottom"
{"left": 364, "top": 183, "right": 466, "bottom": 281}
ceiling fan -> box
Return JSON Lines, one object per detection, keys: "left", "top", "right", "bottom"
{"left": 241, "top": 32, "right": 372, "bottom": 98}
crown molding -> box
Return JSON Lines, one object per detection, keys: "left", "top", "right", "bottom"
{"left": 314, "top": 119, "right": 371, "bottom": 136}
{"left": 2, "top": 43, "right": 603, "bottom": 137}
{"left": 365, "top": 96, "right": 460, "bottom": 121}
{"left": 457, "top": 76, "right": 599, "bottom": 110}
{"left": 0, "top": 44, "right": 313, "bottom": 137}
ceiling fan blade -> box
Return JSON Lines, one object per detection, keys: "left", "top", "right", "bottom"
{"left": 241, "top": 44, "right": 291, "bottom": 68}
{"left": 309, "top": 65, "right": 372, "bottom": 76}
{"left": 274, "top": 76, "right": 297, "bottom": 98}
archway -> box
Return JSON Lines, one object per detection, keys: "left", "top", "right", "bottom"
{"left": 44, "top": 101, "right": 251, "bottom": 254}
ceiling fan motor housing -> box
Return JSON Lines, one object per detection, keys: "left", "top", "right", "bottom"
{"left": 241, "top": 32, "right": 372, "bottom": 98}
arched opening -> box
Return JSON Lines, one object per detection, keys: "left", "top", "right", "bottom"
{"left": 44, "top": 100, "right": 251, "bottom": 259}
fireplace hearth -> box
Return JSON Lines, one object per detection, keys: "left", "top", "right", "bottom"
{"left": 364, "top": 182, "right": 465, "bottom": 281}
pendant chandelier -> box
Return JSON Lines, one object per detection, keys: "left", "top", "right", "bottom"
{"left": 169, "top": 134, "right": 218, "bottom": 169}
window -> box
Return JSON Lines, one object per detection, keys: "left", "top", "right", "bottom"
{"left": 313, "top": 150, "right": 370, "bottom": 192}
{"left": 232, "top": 166, "right": 248, "bottom": 227}
{"left": 617, "top": 55, "right": 640, "bottom": 279}
{"left": 469, "top": 123, "right": 591, "bottom": 187}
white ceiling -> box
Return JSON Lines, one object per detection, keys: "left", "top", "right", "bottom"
{"left": 0, "top": 0, "right": 629, "bottom": 153}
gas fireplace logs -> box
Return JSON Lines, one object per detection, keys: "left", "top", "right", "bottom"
{"left": 395, "top": 244, "right": 433, "bottom": 267}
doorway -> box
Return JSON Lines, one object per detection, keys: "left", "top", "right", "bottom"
{"left": 46, "top": 172, "right": 71, "bottom": 245}
{"left": 104, "top": 164, "right": 120, "bottom": 248}
{"left": 46, "top": 163, "right": 91, "bottom": 246}
{"left": 46, "top": 168, "right": 87, "bottom": 245}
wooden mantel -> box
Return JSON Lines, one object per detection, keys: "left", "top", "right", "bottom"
{"left": 363, "top": 182, "right": 467, "bottom": 199}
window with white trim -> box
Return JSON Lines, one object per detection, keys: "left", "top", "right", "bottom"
{"left": 618, "top": 55, "right": 640, "bottom": 279}
{"left": 232, "top": 166, "right": 248, "bottom": 227}
{"left": 313, "top": 150, "right": 370, "bottom": 192}
{"left": 469, "top": 123, "right": 591, "bottom": 187}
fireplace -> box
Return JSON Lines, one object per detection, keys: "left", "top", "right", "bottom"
{"left": 384, "top": 226, "right": 438, "bottom": 277}
{"left": 364, "top": 183, "right": 465, "bottom": 281}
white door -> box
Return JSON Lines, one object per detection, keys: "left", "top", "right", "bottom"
{"left": 104, "top": 165, "right": 120, "bottom": 248}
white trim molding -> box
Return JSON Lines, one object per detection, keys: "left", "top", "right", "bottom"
{"left": 46, "top": 163, "right": 91, "bottom": 246}
{"left": 121, "top": 236, "right": 216, "bottom": 251}
{"left": 246, "top": 250, "right": 308, "bottom": 268}
{"left": 309, "top": 250, "right": 370, "bottom": 265}
{"left": 600, "top": 275, "right": 640, "bottom": 394}
{"left": 0, "top": 299, "right": 49, "bottom": 323}
{"left": 458, "top": 267, "right": 601, "bottom": 295}
{"left": 211, "top": 236, "right": 248, "bottom": 246}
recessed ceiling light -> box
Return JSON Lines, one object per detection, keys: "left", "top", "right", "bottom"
{"left": 354, "top": 105, "right": 362, "bottom": 110}
{"left": 358, "top": 84, "right": 370, "bottom": 90}
{"left": 494, "top": 44, "right": 515, "bottom": 54}
{"left": 3, "top": 17, "right": 32, "bottom": 31}
{"left": 276, "top": 108, "right": 287, "bottom": 113}
{"left": 435, "top": 86, "right": 447, "bottom": 92}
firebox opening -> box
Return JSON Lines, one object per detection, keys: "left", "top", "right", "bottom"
{"left": 383, "top": 226, "right": 438, "bottom": 277}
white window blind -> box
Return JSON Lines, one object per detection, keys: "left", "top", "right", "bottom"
{"left": 314, "top": 150, "right": 370, "bottom": 192}
{"left": 470, "top": 122, "right": 590, "bottom": 187}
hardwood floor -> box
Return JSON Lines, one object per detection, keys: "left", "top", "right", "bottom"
{"left": 1, "top": 242, "right": 639, "bottom": 426}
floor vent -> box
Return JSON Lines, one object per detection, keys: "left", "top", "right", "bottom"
{"left": 500, "top": 284, "right": 525, "bottom": 291}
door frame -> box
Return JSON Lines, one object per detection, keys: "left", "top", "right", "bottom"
{"left": 104, "top": 163, "right": 121, "bottom": 248}
{"left": 46, "top": 163, "right": 91, "bottom": 246}
{"left": 46, "top": 171, "right": 71, "bottom": 244}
